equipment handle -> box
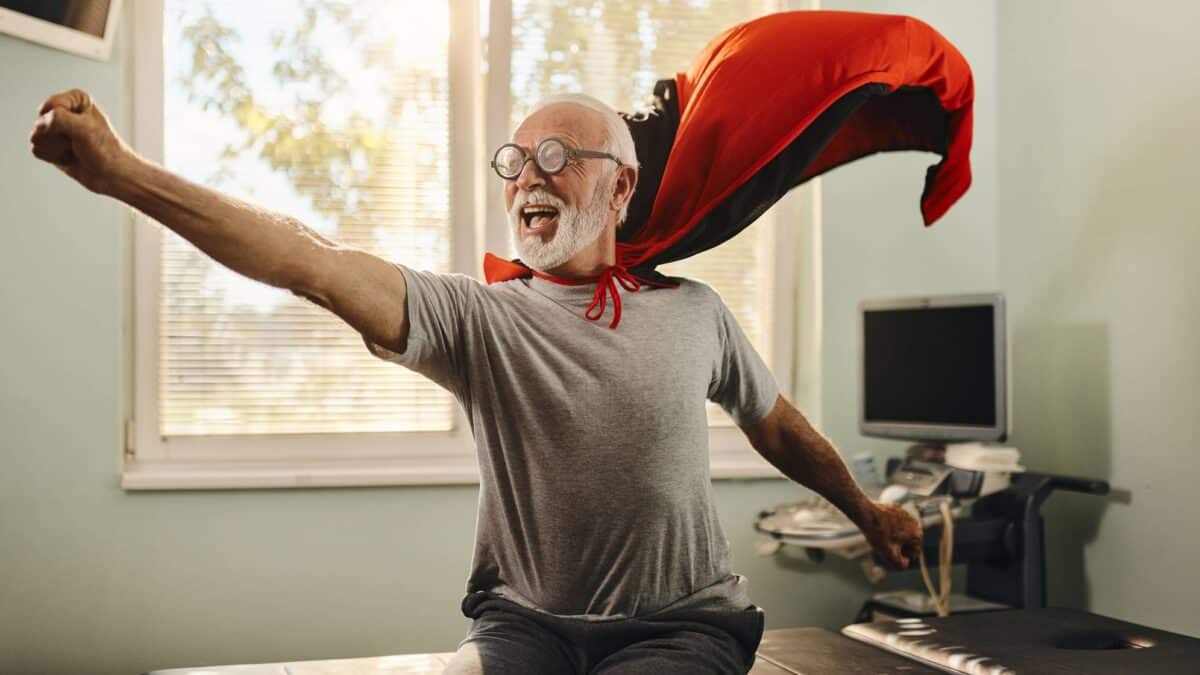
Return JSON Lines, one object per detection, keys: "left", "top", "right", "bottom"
{"left": 1049, "top": 475, "right": 1110, "bottom": 495}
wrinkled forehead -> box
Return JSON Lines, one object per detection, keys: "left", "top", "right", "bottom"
{"left": 511, "top": 103, "right": 606, "bottom": 149}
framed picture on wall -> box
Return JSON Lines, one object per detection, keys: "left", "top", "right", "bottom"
{"left": 0, "top": 0, "right": 122, "bottom": 61}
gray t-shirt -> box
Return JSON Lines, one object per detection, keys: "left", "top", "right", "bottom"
{"left": 364, "top": 265, "right": 779, "bottom": 620}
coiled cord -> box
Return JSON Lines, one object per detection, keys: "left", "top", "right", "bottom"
{"left": 916, "top": 499, "right": 955, "bottom": 617}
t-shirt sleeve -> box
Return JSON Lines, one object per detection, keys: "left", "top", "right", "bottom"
{"left": 707, "top": 291, "right": 780, "bottom": 426}
{"left": 361, "top": 264, "right": 476, "bottom": 395}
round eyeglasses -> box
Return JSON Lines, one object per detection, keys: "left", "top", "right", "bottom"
{"left": 491, "top": 137, "right": 621, "bottom": 180}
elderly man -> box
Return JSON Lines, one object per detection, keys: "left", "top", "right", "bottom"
{"left": 30, "top": 89, "right": 922, "bottom": 675}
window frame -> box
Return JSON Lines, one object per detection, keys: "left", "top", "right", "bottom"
{"left": 122, "top": 0, "right": 818, "bottom": 491}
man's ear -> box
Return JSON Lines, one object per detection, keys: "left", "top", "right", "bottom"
{"left": 611, "top": 164, "right": 637, "bottom": 212}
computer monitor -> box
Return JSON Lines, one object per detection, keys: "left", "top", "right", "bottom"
{"left": 859, "top": 293, "right": 1007, "bottom": 444}
{"left": 0, "top": 1, "right": 122, "bottom": 61}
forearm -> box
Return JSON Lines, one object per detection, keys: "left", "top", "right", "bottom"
{"left": 753, "top": 400, "right": 877, "bottom": 529}
{"left": 109, "top": 154, "right": 333, "bottom": 291}
{"left": 744, "top": 398, "right": 923, "bottom": 568}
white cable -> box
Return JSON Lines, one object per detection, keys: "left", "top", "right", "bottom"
{"left": 917, "top": 499, "right": 954, "bottom": 617}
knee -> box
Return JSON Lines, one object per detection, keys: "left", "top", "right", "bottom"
{"left": 445, "top": 615, "right": 580, "bottom": 675}
{"left": 441, "top": 641, "right": 485, "bottom": 675}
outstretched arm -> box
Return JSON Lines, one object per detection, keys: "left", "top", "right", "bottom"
{"left": 740, "top": 395, "right": 923, "bottom": 568}
{"left": 29, "top": 89, "right": 411, "bottom": 353}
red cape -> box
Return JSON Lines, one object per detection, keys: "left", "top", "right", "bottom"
{"left": 486, "top": 10, "right": 974, "bottom": 283}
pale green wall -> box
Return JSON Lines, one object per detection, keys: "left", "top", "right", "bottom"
{"left": 0, "top": 3, "right": 1000, "bottom": 674}
{"left": 996, "top": 1, "right": 1200, "bottom": 636}
{"left": 817, "top": 0, "right": 1000, "bottom": 463}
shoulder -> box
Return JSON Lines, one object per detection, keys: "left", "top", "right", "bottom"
{"left": 663, "top": 275, "right": 721, "bottom": 300}
{"left": 394, "top": 267, "right": 499, "bottom": 322}
{"left": 397, "top": 265, "right": 475, "bottom": 285}
{"left": 399, "top": 266, "right": 483, "bottom": 296}
{"left": 415, "top": 271, "right": 542, "bottom": 312}
{"left": 663, "top": 276, "right": 732, "bottom": 313}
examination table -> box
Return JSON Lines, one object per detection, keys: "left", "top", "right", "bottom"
{"left": 148, "top": 607, "right": 1200, "bottom": 674}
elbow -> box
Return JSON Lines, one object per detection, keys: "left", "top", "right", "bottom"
{"left": 743, "top": 396, "right": 787, "bottom": 448}
{"left": 743, "top": 421, "right": 787, "bottom": 463}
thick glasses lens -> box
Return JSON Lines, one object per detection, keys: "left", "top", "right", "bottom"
{"left": 493, "top": 145, "right": 527, "bottom": 178}
{"left": 536, "top": 139, "right": 567, "bottom": 174}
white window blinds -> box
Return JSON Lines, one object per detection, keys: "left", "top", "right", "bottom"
{"left": 161, "top": 1, "right": 454, "bottom": 436}
{"left": 158, "top": 1, "right": 779, "bottom": 439}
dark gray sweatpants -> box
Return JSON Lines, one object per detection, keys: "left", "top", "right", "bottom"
{"left": 444, "top": 591, "right": 765, "bottom": 674}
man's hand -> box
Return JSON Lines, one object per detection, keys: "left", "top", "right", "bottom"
{"left": 861, "top": 503, "right": 924, "bottom": 569}
{"left": 29, "top": 88, "right": 134, "bottom": 195}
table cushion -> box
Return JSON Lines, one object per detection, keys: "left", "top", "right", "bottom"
{"left": 148, "top": 609, "right": 1200, "bottom": 675}
{"left": 147, "top": 628, "right": 930, "bottom": 675}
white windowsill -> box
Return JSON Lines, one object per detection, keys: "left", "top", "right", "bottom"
{"left": 121, "top": 455, "right": 482, "bottom": 490}
{"left": 121, "top": 450, "right": 786, "bottom": 491}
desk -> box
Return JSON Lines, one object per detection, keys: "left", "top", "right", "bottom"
{"left": 148, "top": 608, "right": 1200, "bottom": 675}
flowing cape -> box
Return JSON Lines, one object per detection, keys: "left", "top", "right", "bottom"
{"left": 485, "top": 9, "right": 974, "bottom": 283}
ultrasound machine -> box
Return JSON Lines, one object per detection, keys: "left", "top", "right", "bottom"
{"left": 746, "top": 293, "right": 1200, "bottom": 673}
{"left": 755, "top": 293, "right": 1109, "bottom": 612}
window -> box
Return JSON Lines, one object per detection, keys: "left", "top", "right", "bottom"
{"left": 125, "top": 0, "right": 816, "bottom": 490}
{"left": 159, "top": 2, "right": 456, "bottom": 438}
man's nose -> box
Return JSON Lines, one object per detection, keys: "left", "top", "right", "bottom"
{"left": 514, "top": 157, "right": 546, "bottom": 192}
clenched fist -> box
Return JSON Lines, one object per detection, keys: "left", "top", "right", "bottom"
{"left": 29, "top": 88, "right": 135, "bottom": 196}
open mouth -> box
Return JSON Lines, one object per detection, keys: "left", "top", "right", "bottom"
{"left": 521, "top": 205, "right": 560, "bottom": 232}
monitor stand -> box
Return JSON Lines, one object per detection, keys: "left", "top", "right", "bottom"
{"left": 905, "top": 442, "right": 949, "bottom": 463}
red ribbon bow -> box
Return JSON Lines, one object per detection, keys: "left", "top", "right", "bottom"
{"left": 483, "top": 253, "right": 676, "bottom": 329}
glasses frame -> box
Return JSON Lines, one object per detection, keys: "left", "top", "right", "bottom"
{"left": 490, "top": 137, "right": 621, "bottom": 179}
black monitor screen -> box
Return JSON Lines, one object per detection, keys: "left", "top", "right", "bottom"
{"left": 864, "top": 305, "right": 995, "bottom": 427}
{"left": 0, "top": 1, "right": 111, "bottom": 38}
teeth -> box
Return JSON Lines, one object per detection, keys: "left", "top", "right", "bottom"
{"left": 522, "top": 205, "right": 558, "bottom": 228}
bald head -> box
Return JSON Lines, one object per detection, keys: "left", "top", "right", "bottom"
{"left": 515, "top": 103, "right": 608, "bottom": 162}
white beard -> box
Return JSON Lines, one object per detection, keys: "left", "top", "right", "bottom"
{"left": 508, "top": 179, "right": 611, "bottom": 272}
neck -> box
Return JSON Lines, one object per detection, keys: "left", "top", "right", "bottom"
{"left": 540, "top": 224, "right": 618, "bottom": 279}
